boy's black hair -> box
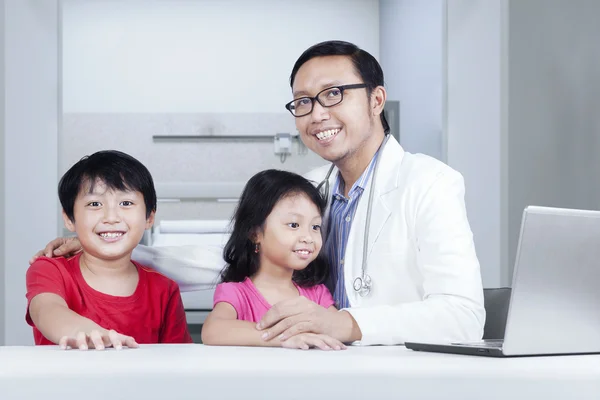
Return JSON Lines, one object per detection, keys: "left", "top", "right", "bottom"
{"left": 59, "top": 150, "right": 157, "bottom": 221}
{"left": 289, "top": 40, "right": 390, "bottom": 135}
{"left": 221, "top": 169, "right": 329, "bottom": 288}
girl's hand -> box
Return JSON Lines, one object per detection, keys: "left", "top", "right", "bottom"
{"left": 280, "top": 333, "right": 347, "bottom": 351}
{"left": 58, "top": 329, "right": 139, "bottom": 350}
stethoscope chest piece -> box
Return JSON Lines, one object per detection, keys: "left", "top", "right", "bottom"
{"left": 353, "top": 274, "right": 372, "bottom": 297}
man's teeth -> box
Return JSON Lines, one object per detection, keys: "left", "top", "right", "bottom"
{"left": 316, "top": 129, "right": 340, "bottom": 140}
{"left": 99, "top": 232, "right": 123, "bottom": 238}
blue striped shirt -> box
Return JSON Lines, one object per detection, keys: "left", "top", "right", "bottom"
{"left": 324, "top": 149, "right": 381, "bottom": 309}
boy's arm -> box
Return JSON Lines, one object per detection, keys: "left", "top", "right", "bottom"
{"left": 26, "top": 259, "right": 137, "bottom": 349}
{"left": 159, "top": 284, "right": 193, "bottom": 343}
{"left": 29, "top": 293, "right": 106, "bottom": 344}
{"left": 26, "top": 259, "right": 104, "bottom": 344}
{"left": 200, "top": 302, "right": 282, "bottom": 347}
{"left": 30, "top": 294, "right": 138, "bottom": 350}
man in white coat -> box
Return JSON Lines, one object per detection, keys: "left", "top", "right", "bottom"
{"left": 31, "top": 40, "right": 485, "bottom": 346}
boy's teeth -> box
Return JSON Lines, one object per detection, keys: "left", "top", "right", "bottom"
{"left": 100, "top": 232, "right": 123, "bottom": 238}
{"left": 316, "top": 129, "right": 340, "bottom": 140}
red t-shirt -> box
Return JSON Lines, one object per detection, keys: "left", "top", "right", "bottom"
{"left": 25, "top": 254, "right": 192, "bottom": 345}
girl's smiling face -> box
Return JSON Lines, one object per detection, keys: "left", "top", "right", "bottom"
{"left": 254, "top": 193, "right": 323, "bottom": 274}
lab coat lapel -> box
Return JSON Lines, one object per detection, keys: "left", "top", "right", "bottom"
{"left": 344, "top": 136, "right": 404, "bottom": 299}
{"left": 365, "top": 137, "right": 403, "bottom": 256}
{"left": 366, "top": 190, "right": 391, "bottom": 257}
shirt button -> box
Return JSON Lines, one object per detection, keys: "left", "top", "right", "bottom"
{"left": 345, "top": 216, "right": 351, "bottom": 222}
{"left": 340, "top": 259, "right": 344, "bottom": 265}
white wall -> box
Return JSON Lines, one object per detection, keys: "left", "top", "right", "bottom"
{"left": 445, "top": 0, "right": 600, "bottom": 288}
{"left": 380, "top": 0, "right": 508, "bottom": 288}
{"left": 0, "top": 0, "right": 5, "bottom": 346}
{"left": 507, "top": 0, "right": 600, "bottom": 279}
{"left": 2, "top": 0, "right": 59, "bottom": 345}
{"left": 379, "top": 0, "right": 445, "bottom": 160}
{"left": 60, "top": 0, "right": 380, "bottom": 224}
{"left": 62, "top": 0, "right": 380, "bottom": 113}
{"left": 445, "top": 0, "right": 506, "bottom": 287}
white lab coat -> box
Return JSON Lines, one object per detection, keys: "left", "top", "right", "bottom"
{"left": 304, "top": 135, "right": 485, "bottom": 345}
{"left": 133, "top": 135, "right": 485, "bottom": 346}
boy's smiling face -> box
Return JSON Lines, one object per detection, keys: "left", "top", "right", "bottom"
{"left": 63, "top": 178, "right": 154, "bottom": 262}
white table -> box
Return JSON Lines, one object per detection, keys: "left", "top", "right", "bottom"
{"left": 1, "top": 344, "right": 599, "bottom": 399}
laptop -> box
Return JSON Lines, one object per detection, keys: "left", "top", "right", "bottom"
{"left": 405, "top": 205, "right": 600, "bottom": 357}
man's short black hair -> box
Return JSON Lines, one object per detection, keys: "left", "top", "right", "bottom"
{"left": 290, "top": 40, "right": 390, "bottom": 134}
{"left": 59, "top": 150, "right": 157, "bottom": 222}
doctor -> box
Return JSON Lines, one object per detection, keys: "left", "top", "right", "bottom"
{"left": 31, "top": 40, "right": 485, "bottom": 346}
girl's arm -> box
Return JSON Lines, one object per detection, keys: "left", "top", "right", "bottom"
{"left": 202, "top": 302, "right": 347, "bottom": 350}
{"left": 201, "top": 302, "right": 282, "bottom": 347}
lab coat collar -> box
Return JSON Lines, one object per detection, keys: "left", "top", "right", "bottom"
{"left": 311, "top": 135, "right": 405, "bottom": 256}
{"left": 318, "top": 134, "right": 405, "bottom": 196}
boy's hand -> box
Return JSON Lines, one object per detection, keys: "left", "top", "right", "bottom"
{"left": 59, "top": 329, "right": 139, "bottom": 350}
{"left": 280, "top": 333, "right": 347, "bottom": 351}
{"left": 29, "top": 237, "right": 83, "bottom": 264}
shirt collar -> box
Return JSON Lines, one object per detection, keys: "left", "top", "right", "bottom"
{"left": 332, "top": 146, "right": 383, "bottom": 200}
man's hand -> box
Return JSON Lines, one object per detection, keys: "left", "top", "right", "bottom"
{"left": 280, "top": 333, "right": 347, "bottom": 351}
{"left": 256, "top": 297, "right": 361, "bottom": 343}
{"left": 59, "top": 329, "right": 138, "bottom": 350}
{"left": 29, "top": 237, "right": 83, "bottom": 264}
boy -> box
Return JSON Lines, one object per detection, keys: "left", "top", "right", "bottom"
{"left": 26, "top": 150, "right": 192, "bottom": 349}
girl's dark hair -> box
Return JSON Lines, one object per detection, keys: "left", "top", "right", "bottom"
{"left": 220, "top": 169, "right": 329, "bottom": 287}
{"left": 289, "top": 40, "right": 390, "bottom": 135}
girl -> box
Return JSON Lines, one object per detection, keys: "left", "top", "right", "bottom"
{"left": 201, "top": 169, "right": 346, "bottom": 351}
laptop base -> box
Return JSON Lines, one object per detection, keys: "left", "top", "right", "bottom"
{"left": 405, "top": 342, "right": 600, "bottom": 358}
{"left": 405, "top": 342, "right": 507, "bottom": 357}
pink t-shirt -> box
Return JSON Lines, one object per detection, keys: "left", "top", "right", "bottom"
{"left": 213, "top": 278, "right": 335, "bottom": 323}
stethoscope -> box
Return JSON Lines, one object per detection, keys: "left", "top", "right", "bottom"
{"left": 316, "top": 134, "right": 391, "bottom": 297}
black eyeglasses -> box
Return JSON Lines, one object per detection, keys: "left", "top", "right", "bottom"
{"left": 284, "top": 83, "right": 368, "bottom": 117}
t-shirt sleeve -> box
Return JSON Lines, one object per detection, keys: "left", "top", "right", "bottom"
{"left": 159, "top": 282, "right": 193, "bottom": 344}
{"left": 315, "top": 284, "right": 335, "bottom": 309}
{"left": 213, "top": 282, "right": 244, "bottom": 319}
{"left": 25, "top": 258, "right": 68, "bottom": 326}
